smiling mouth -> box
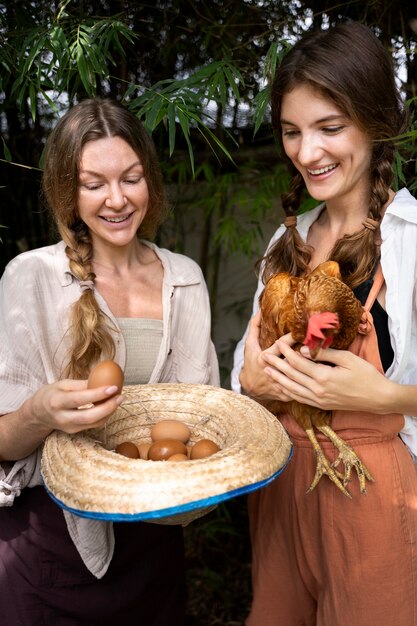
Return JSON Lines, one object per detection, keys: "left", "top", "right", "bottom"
{"left": 308, "top": 164, "right": 338, "bottom": 175}
{"left": 101, "top": 214, "right": 132, "bottom": 223}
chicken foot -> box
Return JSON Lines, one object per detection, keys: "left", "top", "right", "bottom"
{"left": 304, "top": 427, "right": 352, "bottom": 498}
{"left": 317, "top": 425, "right": 374, "bottom": 494}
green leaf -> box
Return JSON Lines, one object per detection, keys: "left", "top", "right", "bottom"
{"left": 2, "top": 138, "right": 11, "bottom": 162}
{"left": 146, "top": 96, "right": 165, "bottom": 132}
{"left": 75, "top": 42, "right": 95, "bottom": 94}
{"left": 253, "top": 86, "right": 271, "bottom": 136}
{"left": 76, "top": 47, "right": 88, "bottom": 88}
{"left": 224, "top": 65, "right": 241, "bottom": 101}
{"left": 216, "top": 71, "right": 227, "bottom": 106}
{"left": 189, "top": 113, "right": 236, "bottom": 163}
{"left": 19, "top": 30, "right": 46, "bottom": 76}
{"left": 177, "top": 109, "right": 194, "bottom": 176}
{"left": 167, "top": 102, "right": 177, "bottom": 157}
{"left": 51, "top": 25, "right": 68, "bottom": 50}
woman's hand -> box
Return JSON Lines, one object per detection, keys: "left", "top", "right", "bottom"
{"left": 262, "top": 341, "right": 395, "bottom": 414}
{"left": 0, "top": 380, "right": 125, "bottom": 462}
{"left": 30, "top": 379, "right": 124, "bottom": 434}
{"left": 239, "top": 311, "right": 294, "bottom": 402}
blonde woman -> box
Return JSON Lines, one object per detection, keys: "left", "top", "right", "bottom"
{"left": 0, "top": 98, "right": 219, "bottom": 625}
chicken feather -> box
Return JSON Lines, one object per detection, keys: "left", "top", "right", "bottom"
{"left": 259, "top": 261, "right": 374, "bottom": 497}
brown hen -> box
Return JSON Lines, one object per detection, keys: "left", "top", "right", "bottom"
{"left": 259, "top": 261, "right": 374, "bottom": 497}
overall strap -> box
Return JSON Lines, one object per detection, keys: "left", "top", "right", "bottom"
{"left": 363, "top": 264, "right": 384, "bottom": 312}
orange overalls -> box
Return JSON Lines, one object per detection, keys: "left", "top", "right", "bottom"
{"left": 246, "top": 267, "right": 417, "bottom": 626}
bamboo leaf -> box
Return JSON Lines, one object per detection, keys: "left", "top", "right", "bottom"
{"left": 217, "top": 71, "right": 227, "bottom": 106}
{"left": 206, "top": 68, "right": 220, "bottom": 101}
{"left": 167, "top": 102, "right": 177, "bottom": 156}
{"left": 146, "top": 96, "right": 165, "bottom": 132}
{"left": 224, "top": 65, "right": 241, "bottom": 101}
{"left": 86, "top": 43, "right": 106, "bottom": 76}
{"left": 124, "top": 83, "right": 140, "bottom": 100}
{"left": 177, "top": 109, "right": 194, "bottom": 175}
{"left": 253, "top": 86, "right": 271, "bottom": 136}
{"left": 76, "top": 42, "right": 95, "bottom": 94}
{"left": 20, "top": 34, "right": 45, "bottom": 76}
{"left": 2, "top": 138, "right": 11, "bottom": 162}
{"left": 38, "top": 87, "right": 58, "bottom": 112}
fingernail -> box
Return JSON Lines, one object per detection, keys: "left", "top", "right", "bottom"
{"left": 115, "top": 394, "right": 125, "bottom": 405}
{"left": 105, "top": 385, "right": 118, "bottom": 394}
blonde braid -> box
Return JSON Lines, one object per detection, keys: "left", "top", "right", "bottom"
{"left": 61, "top": 224, "right": 116, "bottom": 379}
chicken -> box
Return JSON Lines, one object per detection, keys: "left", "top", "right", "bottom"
{"left": 259, "top": 261, "right": 374, "bottom": 497}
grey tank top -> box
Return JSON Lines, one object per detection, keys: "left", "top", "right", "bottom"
{"left": 115, "top": 318, "right": 163, "bottom": 385}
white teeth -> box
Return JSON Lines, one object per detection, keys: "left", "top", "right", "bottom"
{"left": 308, "top": 164, "right": 337, "bottom": 175}
{"left": 103, "top": 216, "right": 128, "bottom": 223}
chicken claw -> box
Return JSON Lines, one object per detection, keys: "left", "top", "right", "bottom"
{"left": 318, "top": 425, "right": 374, "bottom": 494}
{"left": 305, "top": 427, "right": 352, "bottom": 498}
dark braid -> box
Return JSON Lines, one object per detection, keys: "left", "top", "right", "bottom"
{"left": 259, "top": 172, "right": 313, "bottom": 283}
{"left": 329, "top": 145, "right": 395, "bottom": 288}
{"left": 263, "top": 22, "right": 407, "bottom": 286}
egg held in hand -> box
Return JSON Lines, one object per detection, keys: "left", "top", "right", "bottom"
{"left": 87, "top": 360, "right": 124, "bottom": 403}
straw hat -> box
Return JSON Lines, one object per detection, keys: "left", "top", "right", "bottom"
{"left": 41, "top": 383, "right": 292, "bottom": 525}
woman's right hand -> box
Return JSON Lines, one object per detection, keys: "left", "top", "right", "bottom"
{"left": 239, "top": 311, "right": 294, "bottom": 402}
{"left": 0, "top": 380, "right": 124, "bottom": 462}
{"left": 30, "top": 379, "right": 124, "bottom": 435}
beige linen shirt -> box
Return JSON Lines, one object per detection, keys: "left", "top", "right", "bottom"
{"left": 0, "top": 239, "right": 219, "bottom": 577}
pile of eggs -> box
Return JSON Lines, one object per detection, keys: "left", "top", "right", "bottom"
{"left": 86, "top": 360, "right": 220, "bottom": 463}
{"left": 115, "top": 419, "right": 220, "bottom": 462}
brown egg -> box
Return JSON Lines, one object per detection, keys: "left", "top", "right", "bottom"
{"left": 150, "top": 420, "right": 191, "bottom": 443}
{"left": 115, "top": 441, "right": 140, "bottom": 459}
{"left": 87, "top": 360, "right": 124, "bottom": 403}
{"left": 167, "top": 453, "right": 188, "bottom": 462}
{"left": 148, "top": 438, "right": 187, "bottom": 461}
{"left": 136, "top": 442, "right": 152, "bottom": 460}
{"left": 190, "top": 439, "right": 220, "bottom": 460}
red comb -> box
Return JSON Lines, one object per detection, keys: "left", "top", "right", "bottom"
{"left": 304, "top": 312, "right": 340, "bottom": 350}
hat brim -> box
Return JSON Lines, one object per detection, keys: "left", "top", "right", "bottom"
{"left": 41, "top": 383, "right": 293, "bottom": 525}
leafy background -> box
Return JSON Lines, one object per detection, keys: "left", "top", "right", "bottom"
{"left": 1, "top": 1, "right": 417, "bottom": 623}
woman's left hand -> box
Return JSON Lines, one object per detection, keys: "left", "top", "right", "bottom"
{"left": 262, "top": 340, "right": 394, "bottom": 414}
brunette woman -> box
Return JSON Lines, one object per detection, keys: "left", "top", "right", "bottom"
{"left": 232, "top": 21, "right": 417, "bottom": 626}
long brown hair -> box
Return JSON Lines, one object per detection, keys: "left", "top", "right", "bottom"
{"left": 261, "top": 21, "right": 407, "bottom": 287}
{"left": 42, "top": 98, "right": 167, "bottom": 378}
